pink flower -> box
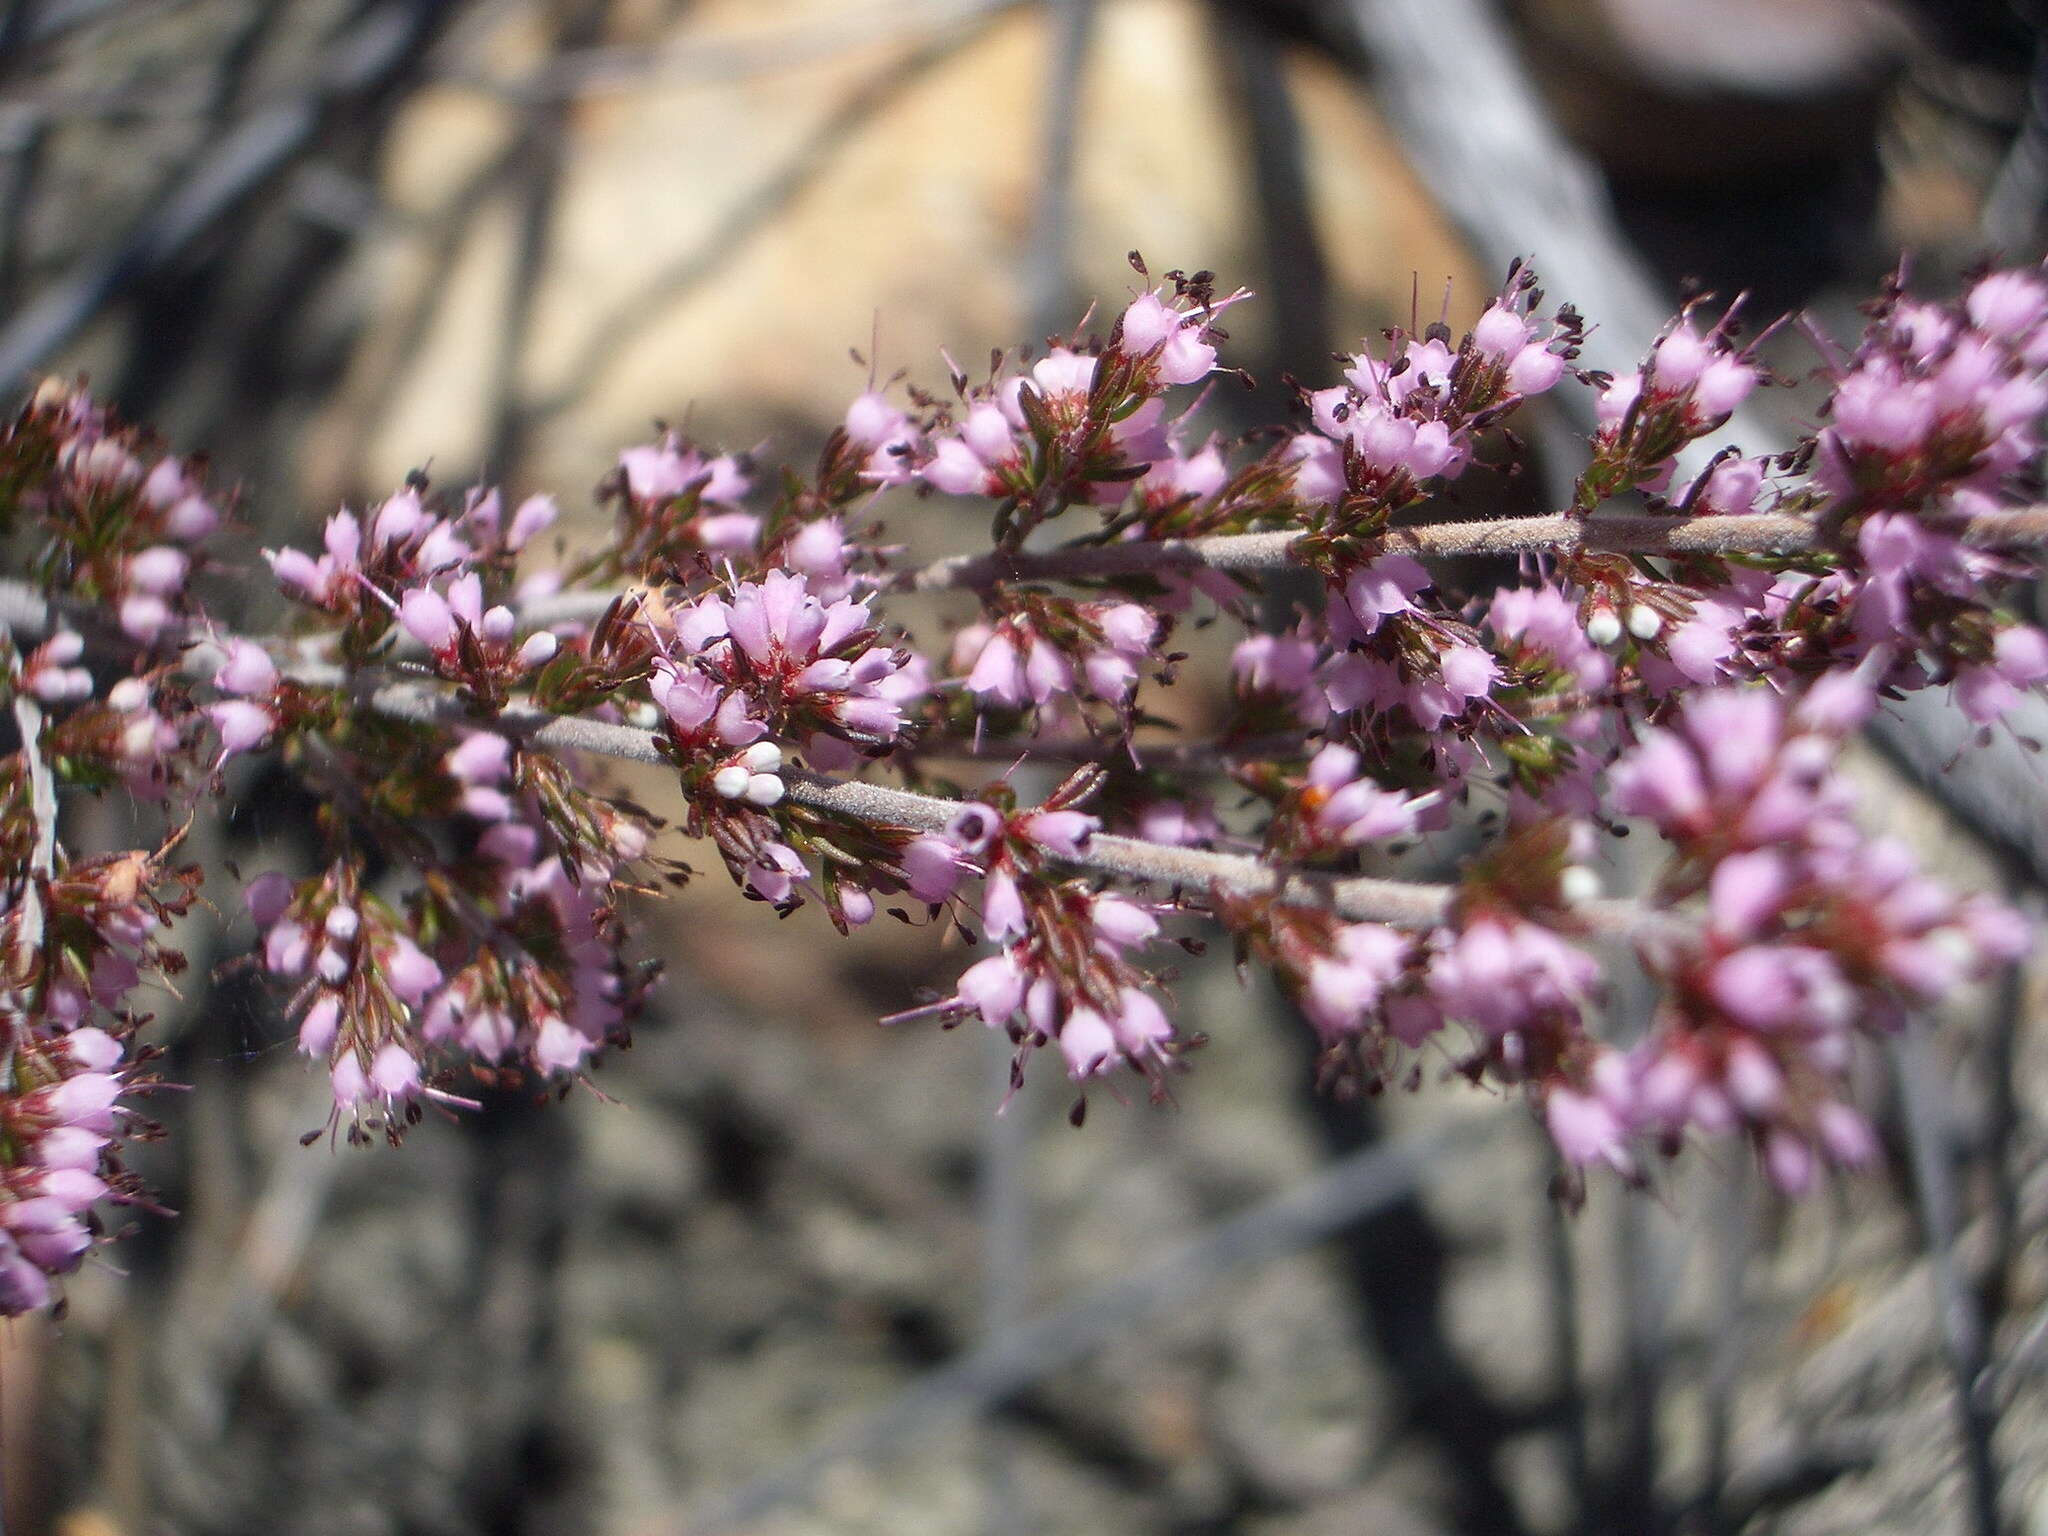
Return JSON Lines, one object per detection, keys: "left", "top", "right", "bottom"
{"left": 981, "top": 867, "right": 1028, "bottom": 942}
{"left": 956, "top": 952, "right": 1028, "bottom": 1025}
{"left": 1301, "top": 923, "right": 1410, "bottom": 1039}
{"left": 45, "top": 1074, "right": 122, "bottom": 1134}
{"left": 506, "top": 494, "right": 558, "bottom": 550}
{"left": 400, "top": 587, "right": 458, "bottom": 652}
{"left": 207, "top": 700, "right": 275, "bottom": 758}
{"left": 1429, "top": 918, "right": 1597, "bottom": 1038}
{"left": 1471, "top": 303, "right": 1531, "bottom": 360}
{"left": 1334, "top": 555, "right": 1430, "bottom": 640}
{"left": 534, "top": 1015, "right": 592, "bottom": 1074}
{"left": 1110, "top": 987, "right": 1174, "bottom": 1060}
{"left": 1652, "top": 324, "right": 1711, "bottom": 391}
{"left": 1546, "top": 1086, "right": 1632, "bottom": 1173}
{"left": 1058, "top": 1006, "right": 1119, "bottom": 1080}
{"left": 961, "top": 627, "right": 1027, "bottom": 707}
{"left": 369, "top": 1043, "right": 421, "bottom": 1100}
{"left": 900, "top": 836, "right": 964, "bottom": 903}
{"left": 383, "top": 938, "right": 442, "bottom": 1006}
{"left": 1506, "top": 343, "right": 1567, "bottom": 395}
{"left": 1088, "top": 892, "right": 1158, "bottom": 950}
{"left": 213, "top": 638, "right": 278, "bottom": 696}
{"left": 127, "top": 546, "right": 188, "bottom": 596}
{"left": 445, "top": 732, "right": 511, "bottom": 786}
{"left": 1967, "top": 269, "right": 2048, "bottom": 336}
{"left": 1019, "top": 809, "right": 1098, "bottom": 857}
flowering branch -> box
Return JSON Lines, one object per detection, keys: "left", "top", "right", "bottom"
{"left": 907, "top": 505, "right": 2048, "bottom": 590}
{"left": 3, "top": 252, "right": 2047, "bottom": 1312}
{"left": 275, "top": 665, "right": 1466, "bottom": 929}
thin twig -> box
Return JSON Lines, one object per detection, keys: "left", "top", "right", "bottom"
{"left": 1698, "top": 1155, "right": 1753, "bottom": 1535}
{"left": 677, "top": 1113, "right": 1504, "bottom": 1535}
{"left": 1022, "top": 0, "right": 1096, "bottom": 343}
{"left": 493, "top": 504, "right": 2048, "bottom": 634}
{"left": 1983, "top": 32, "right": 2048, "bottom": 251}
{"left": 1892, "top": 1030, "right": 2003, "bottom": 1536}
{"left": 1541, "top": 1146, "right": 1589, "bottom": 1518}
{"left": 905, "top": 506, "right": 2048, "bottom": 590}
{"left": 247, "top": 666, "right": 1468, "bottom": 927}
{"left": 1205, "top": 0, "right": 1329, "bottom": 396}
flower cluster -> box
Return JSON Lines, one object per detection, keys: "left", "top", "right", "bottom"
{"left": 910, "top": 791, "right": 1182, "bottom": 1100}
{"left": 951, "top": 595, "right": 1160, "bottom": 719}
{"left": 0, "top": 383, "right": 221, "bottom": 651}
{"left": 1598, "top": 687, "right": 2024, "bottom": 1190}
{"left": 1287, "top": 263, "right": 1580, "bottom": 538}
{"left": 248, "top": 735, "right": 659, "bottom": 1136}
{"left": 0, "top": 831, "right": 198, "bottom": 1310}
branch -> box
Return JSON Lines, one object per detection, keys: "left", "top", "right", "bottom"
{"left": 905, "top": 506, "right": 2048, "bottom": 590}
{"left": 264, "top": 666, "right": 1465, "bottom": 929}
{"left": 482, "top": 503, "right": 2048, "bottom": 631}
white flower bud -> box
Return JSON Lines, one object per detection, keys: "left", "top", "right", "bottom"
{"left": 628, "top": 702, "right": 660, "bottom": 730}
{"left": 1559, "top": 866, "right": 1602, "bottom": 904}
{"left": 741, "top": 742, "right": 783, "bottom": 773}
{"left": 1586, "top": 608, "right": 1622, "bottom": 647}
{"left": 1928, "top": 927, "right": 1977, "bottom": 972}
{"left": 107, "top": 678, "right": 150, "bottom": 713}
{"left": 323, "top": 905, "right": 360, "bottom": 942}
{"left": 1626, "top": 605, "right": 1664, "bottom": 640}
{"left": 517, "top": 631, "right": 559, "bottom": 668}
{"left": 711, "top": 765, "right": 751, "bottom": 799}
{"left": 743, "top": 772, "right": 785, "bottom": 807}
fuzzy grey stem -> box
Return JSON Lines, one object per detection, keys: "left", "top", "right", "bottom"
{"left": 296, "top": 670, "right": 1472, "bottom": 929}
{"left": 780, "top": 770, "right": 1464, "bottom": 926}
{"left": 908, "top": 507, "right": 2048, "bottom": 590}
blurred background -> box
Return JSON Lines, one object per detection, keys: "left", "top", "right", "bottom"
{"left": 6, "top": 0, "right": 2048, "bottom": 1532}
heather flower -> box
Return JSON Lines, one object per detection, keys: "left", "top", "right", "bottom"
{"left": 1297, "top": 745, "right": 1433, "bottom": 849}
{"left": 1954, "top": 624, "right": 2048, "bottom": 723}
{"left": 1545, "top": 1080, "right": 1634, "bottom": 1175}
{"left": 1232, "top": 625, "right": 1327, "bottom": 725}
{"left": 206, "top": 699, "right": 275, "bottom": 761}
{"left": 1018, "top": 809, "right": 1098, "bottom": 858}
{"left": 1332, "top": 555, "right": 1431, "bottom": 643}
{"left": 1488, "top": 584, "right": 1612, "bottom": 693}
{"left": 212, "top": 638, "right": 279, "bottom": 696}
{"left": 620, "top": 435, "right": 750, "bottom": 505}
{"left": 1117, "top": 287, "right": 1234, "bottom": 387}
{"left": 1300, "top": 922, "right": 1411, "bottom": 1041}
{"left": 1429, "top": 917, "right": 1599, "bottom": 1041}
